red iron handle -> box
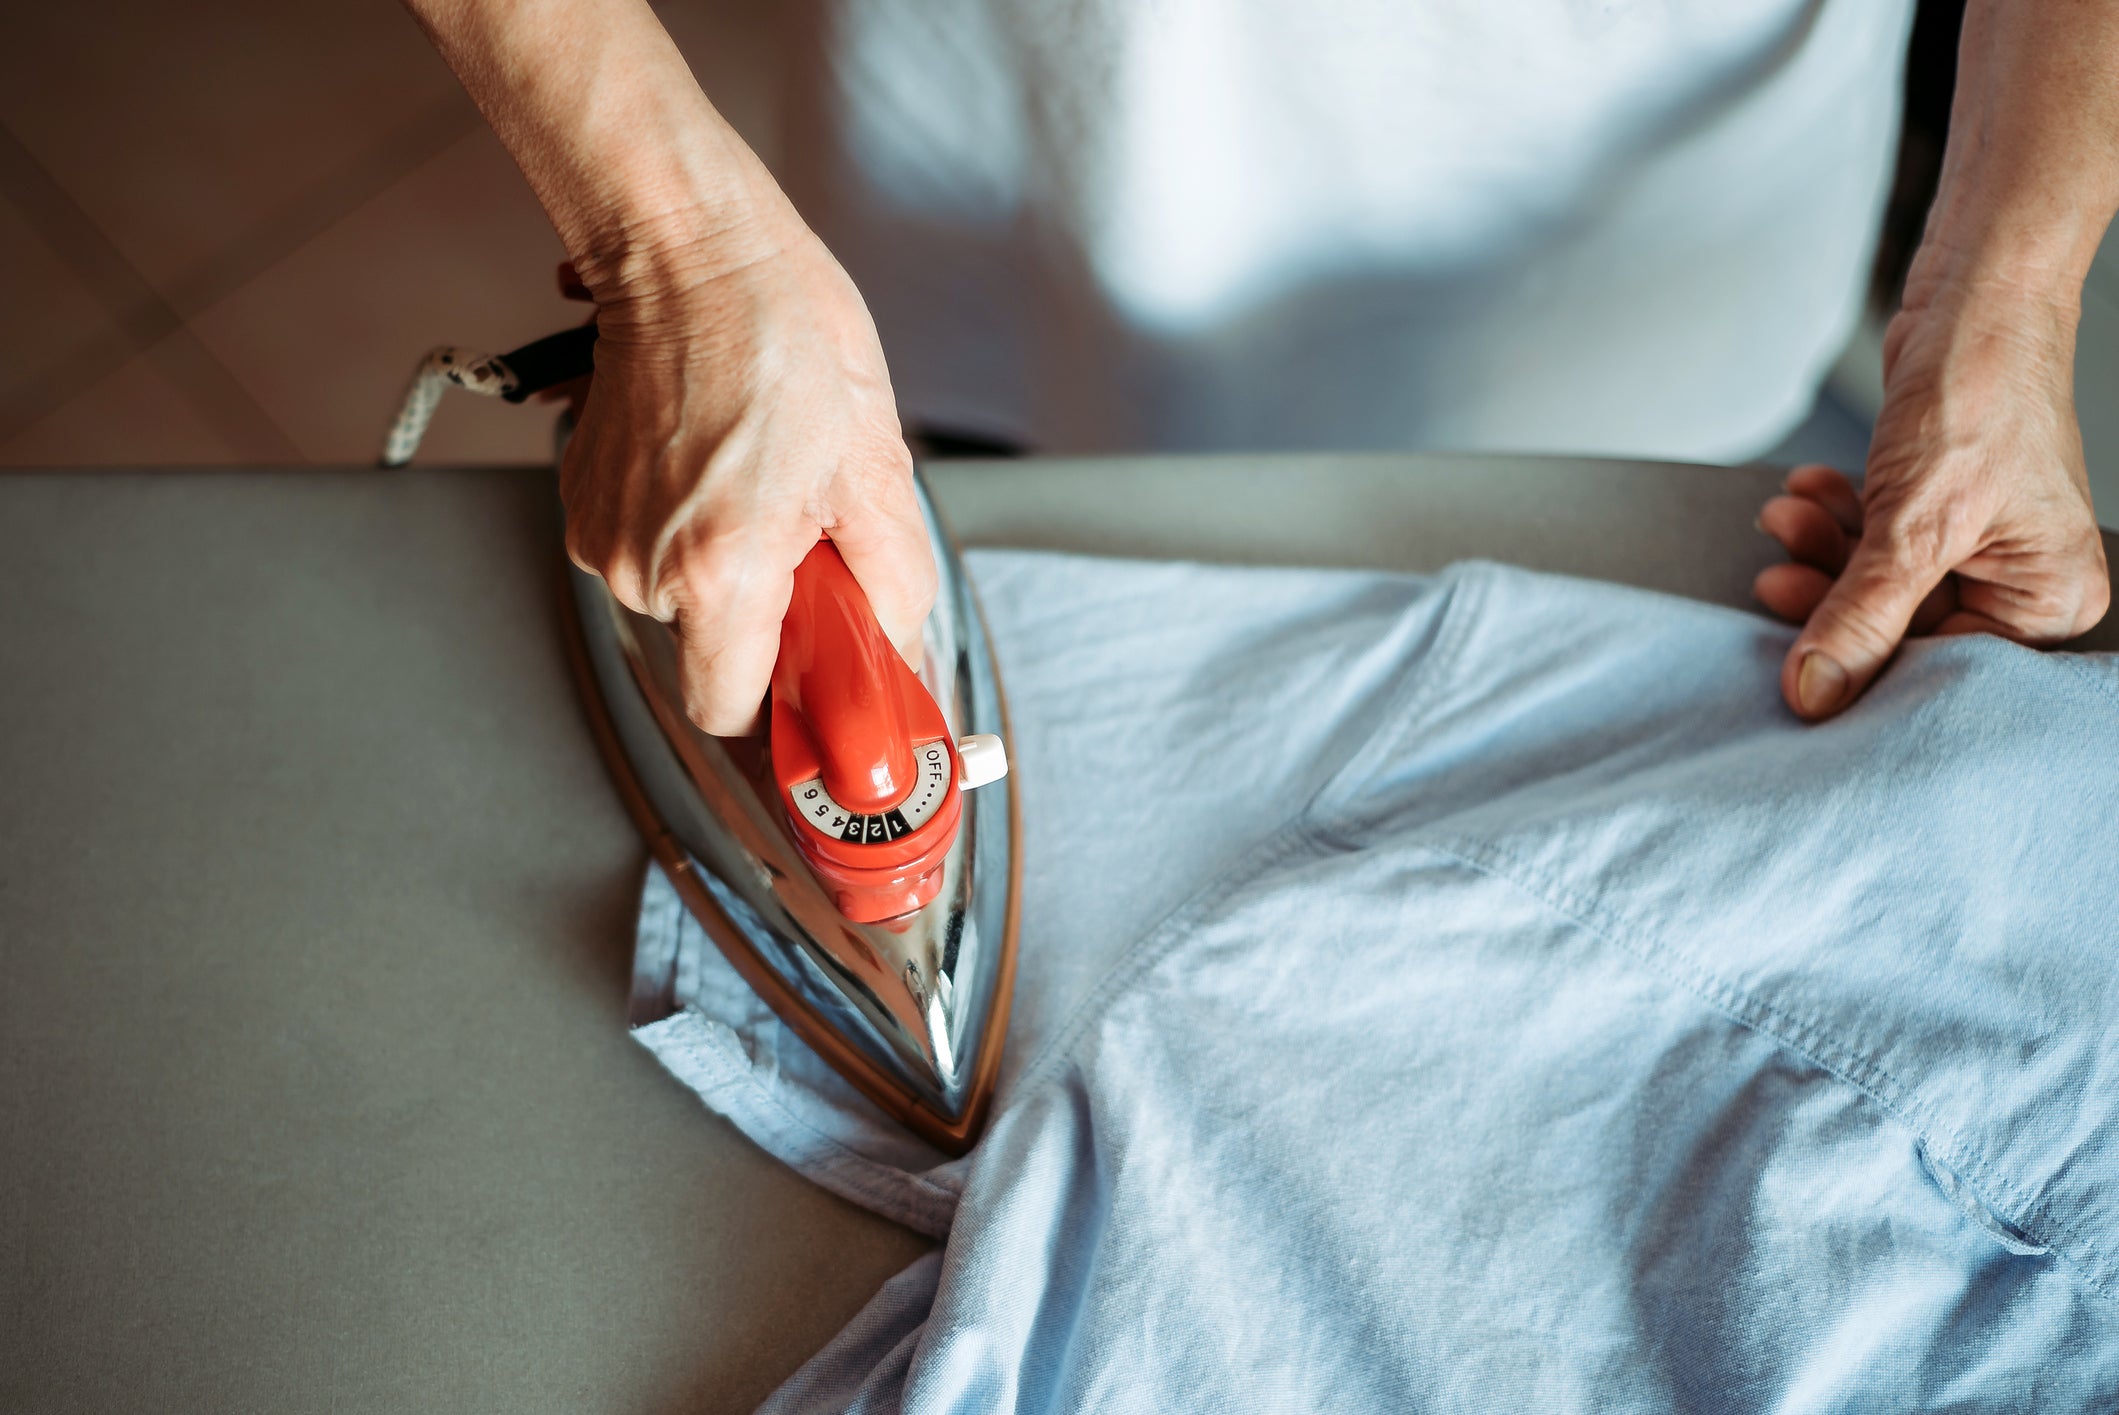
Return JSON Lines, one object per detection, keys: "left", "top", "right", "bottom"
{"left": 771, "top": 540, "right": 918, "bottom": 813}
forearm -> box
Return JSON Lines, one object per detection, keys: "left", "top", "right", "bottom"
{"left": 402, "top": 0, "right": 798, "bottom": 295}
{"left": 1913, "top": 0, "right": 2119, "bottom": 309}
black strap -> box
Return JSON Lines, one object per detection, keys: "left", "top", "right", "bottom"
{"left": 498, "top": 323, "right": 600, "bottom": 402}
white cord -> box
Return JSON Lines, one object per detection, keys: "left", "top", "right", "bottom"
{"left": 379, "top": 346, "right": 520, "bottom": 467}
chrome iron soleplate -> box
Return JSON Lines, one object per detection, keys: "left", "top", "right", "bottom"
{"left": 562, "top": 473, "right": 1019, "bottom": 1154}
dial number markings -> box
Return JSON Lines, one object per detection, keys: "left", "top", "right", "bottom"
{"left": 789, "top": 740, "right": 953, "bottom": 845}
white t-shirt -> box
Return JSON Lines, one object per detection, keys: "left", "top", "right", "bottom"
{"left": 783, "top": 0, "right": 1913, "bottom": 459}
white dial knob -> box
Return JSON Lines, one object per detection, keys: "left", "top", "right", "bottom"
{"left": 955, "top": 733, "right": 1008, "bottom": 790}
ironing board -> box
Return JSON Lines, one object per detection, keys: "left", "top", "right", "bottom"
{"left": 3, "top": 458, "right": 2113, "bottom": 1414}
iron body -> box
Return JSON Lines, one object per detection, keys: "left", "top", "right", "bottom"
{"left": 384, "top": 318, "right": 1020, "bottom": 1154}
{"left": 562, "top": 480, "right": 1020, "bottom": 1152}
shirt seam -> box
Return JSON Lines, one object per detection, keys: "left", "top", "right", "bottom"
{"left": 633, "top": 878, "right": 966, "bottom": 1233}
{"left": 1006, "top": 565, "right": 1489, "bottom": 1098}
{"left": 1408, "top": 829, "right": 2119, "bottom": 1308}
{"left": 637, "top": 1011, "right": 962, "bottom": 1238}
{"left": 1296, "top": 560, "right": 1490, "bottom": 830}
{"left": 2057, "top": 652, "right": 2119, "bottom": 709}
{"left": 1007, "top": 821, "right": 1327, "bottom": 1099}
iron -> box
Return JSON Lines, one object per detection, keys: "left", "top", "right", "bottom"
{"left": 383, "top": 318, "right": 1021, "bottom": 1154}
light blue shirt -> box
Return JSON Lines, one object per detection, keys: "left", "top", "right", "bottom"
{"left": 634, "top": 551, "right": 2119, "bottom": 1411}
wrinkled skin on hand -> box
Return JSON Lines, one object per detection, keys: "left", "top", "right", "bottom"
{"left": 1755, "top": 271, "right": 2109, "bottom": 719}
{"left": 560, "top": 234, "right": 936, "bottom": 736}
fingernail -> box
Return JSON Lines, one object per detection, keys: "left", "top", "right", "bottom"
{"left": 1797, "top": 650, "right": 1848, "bottom": 717}
{"left": 1754, "top": 516, "right": 1767, "bottom": 534}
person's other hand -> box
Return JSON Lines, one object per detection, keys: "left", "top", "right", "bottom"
{"left": 561, "top": 225, "right": 936, "bottom": 736}
{"left": 1754, "top": 276, "right": 2108, "bottom": 720}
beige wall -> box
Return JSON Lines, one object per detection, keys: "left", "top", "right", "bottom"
{"left": 0, "top": 0, "right": 781, "bottom": 468}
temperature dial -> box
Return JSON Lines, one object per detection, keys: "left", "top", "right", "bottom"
{"left": 787, "top": 740, "right": 953, "bottom": 845}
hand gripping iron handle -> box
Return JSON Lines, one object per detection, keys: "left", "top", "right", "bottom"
{"left": 376, "top": 303, "right": 1006, "bottom": 927}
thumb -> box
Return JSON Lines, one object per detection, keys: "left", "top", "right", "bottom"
{"left": 1782, "top": 522, "right": 1950, "bottom": 721}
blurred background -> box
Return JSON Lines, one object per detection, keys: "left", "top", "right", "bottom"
{"left": 0, "top": 0, "right": 775, "bottom": 469}
{"left": 0, "top": 0, "right": 2112, "bottom": 512}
